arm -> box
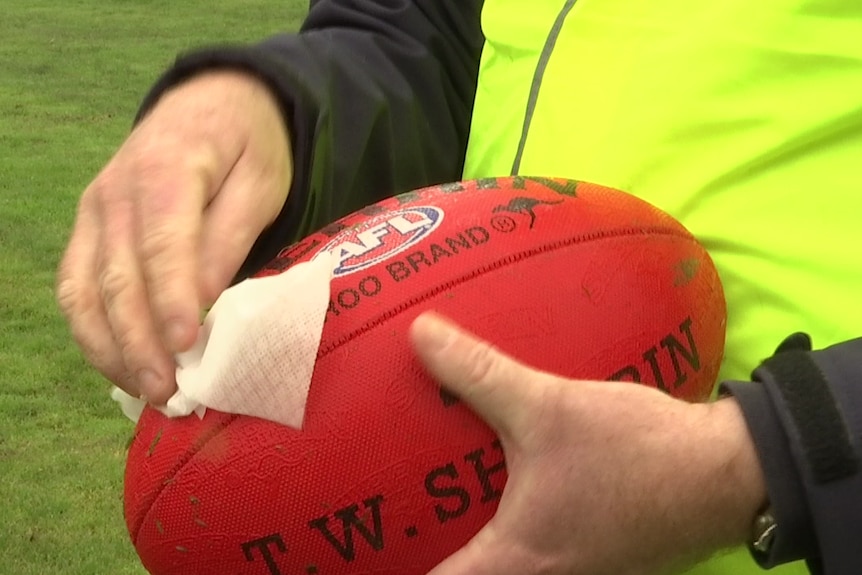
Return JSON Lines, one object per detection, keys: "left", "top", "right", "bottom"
{"left": 57, "top": 0, "right": 484, "bottom": 403}
{"left": 137, "top": 0, "right": 486, "bottom": 278}
{"left": 722, "top": 334, "right": 862, "bottom": 574}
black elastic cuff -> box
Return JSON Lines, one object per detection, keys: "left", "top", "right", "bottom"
{"left": 757, "top": 338, "right": 862, "bottom": 575}
{"left": 720, "top": 380, "right": 818, "bottom": 567}
{"left": 135, "top": 45, "right": 304, "bottom": 130}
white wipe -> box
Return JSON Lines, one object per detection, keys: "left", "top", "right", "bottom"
{"left": 111, "top": 252, "right": 335, "bottom": 429}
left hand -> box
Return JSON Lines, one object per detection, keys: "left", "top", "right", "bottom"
{"left": 409, "top": 312, "right": 767, "bottom": 575}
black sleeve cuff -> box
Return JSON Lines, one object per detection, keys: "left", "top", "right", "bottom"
{"left": 723, "top": 336, "right": 862, "bottom": 574}
{"left": 720, "top": 379, "right": 818, "bottom": 566}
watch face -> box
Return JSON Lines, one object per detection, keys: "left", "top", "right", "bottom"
{"left": 752, "top": 508, "right": 777, "bottom": 554}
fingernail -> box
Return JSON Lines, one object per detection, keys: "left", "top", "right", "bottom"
{"left": 137, "top": 369, "right": 163, "bottom": 398}
{"left": 413, "top": 312, "right": 456, "bottom": 353}
{"left": 166, "top": 320, "right": 188, "bottom": 351}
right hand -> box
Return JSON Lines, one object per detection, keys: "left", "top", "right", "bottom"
{"left": 56, "top": 70, "right": 293, "bottom": 404}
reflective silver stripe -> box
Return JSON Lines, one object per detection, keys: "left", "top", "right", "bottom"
{"left": 510, "top": 0, "right": 579, "bottom": 175}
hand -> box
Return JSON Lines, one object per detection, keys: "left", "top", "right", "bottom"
{"left": 409, "top": 312, "right": 768, "bottom": 575}
{"left": 57, "top": 71, "right": 292, "bottom": 404}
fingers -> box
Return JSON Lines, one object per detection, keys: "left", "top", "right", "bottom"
{"left": 56, "top": 144, "right": 216, "bottom": 402}
{"left": 57, "top": 192, "right": 128, "bottom": 386}
{"left": 133, "top": 146, "right": 213, "bottom": 351}
{"left": 58, "top": 163, "right": 196, "bottom": 403}
{"left": 100, "top": 174, "right": 181, "bottom": 402}
{"left": 409, "top": 312, "right": 547, "bottom": 439}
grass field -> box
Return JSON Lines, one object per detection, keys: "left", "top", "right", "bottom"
{"left": 0, "top": 2, "right": 305, "bottom": 572}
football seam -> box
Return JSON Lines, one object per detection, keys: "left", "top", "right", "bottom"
{"left": 317, "top": 224, "right": 699, "bottom": 355}
{"left": 131, "top": 223, "right": 699, "bottom": 545}
{"left": 129, "top": 414, "right": 240, "bottom": 544}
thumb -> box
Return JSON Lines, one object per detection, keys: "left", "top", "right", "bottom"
{"left": 195, "top": 76, "right": 293, "bottom": 305}
{"left": 409, "top": 312, "right": 544, "bottom": 438}
{"left": 197, "top": 154, "right": 291, "bottom": 305}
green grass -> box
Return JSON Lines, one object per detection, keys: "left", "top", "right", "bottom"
{"left": 0, "top": 2, "right": 305, "bottom": 572}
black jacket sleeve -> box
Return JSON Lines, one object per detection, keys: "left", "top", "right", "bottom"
{"left": 136, "top": 0, "right": 485, "bottom": 279}
{"left": 721, "top": 334, "right": 862, "bottom": 575}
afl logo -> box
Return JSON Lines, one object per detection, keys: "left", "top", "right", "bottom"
{"left": 318, "top": 206, "right": 444, "bottom": 277}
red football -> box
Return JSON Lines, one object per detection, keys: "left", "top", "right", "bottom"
{"left": 124, "top": 177, "right": 726, "bottom": 575}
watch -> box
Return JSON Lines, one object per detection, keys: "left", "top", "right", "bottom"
{"left": 751, "top": 506, "right": 777, "bottom": 554}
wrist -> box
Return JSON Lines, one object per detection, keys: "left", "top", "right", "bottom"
{"left": 141, "top": 69, "right": 287, "bottom": 139}
{"left": 702, "top": 397, "right": 769, "bottom": 547}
